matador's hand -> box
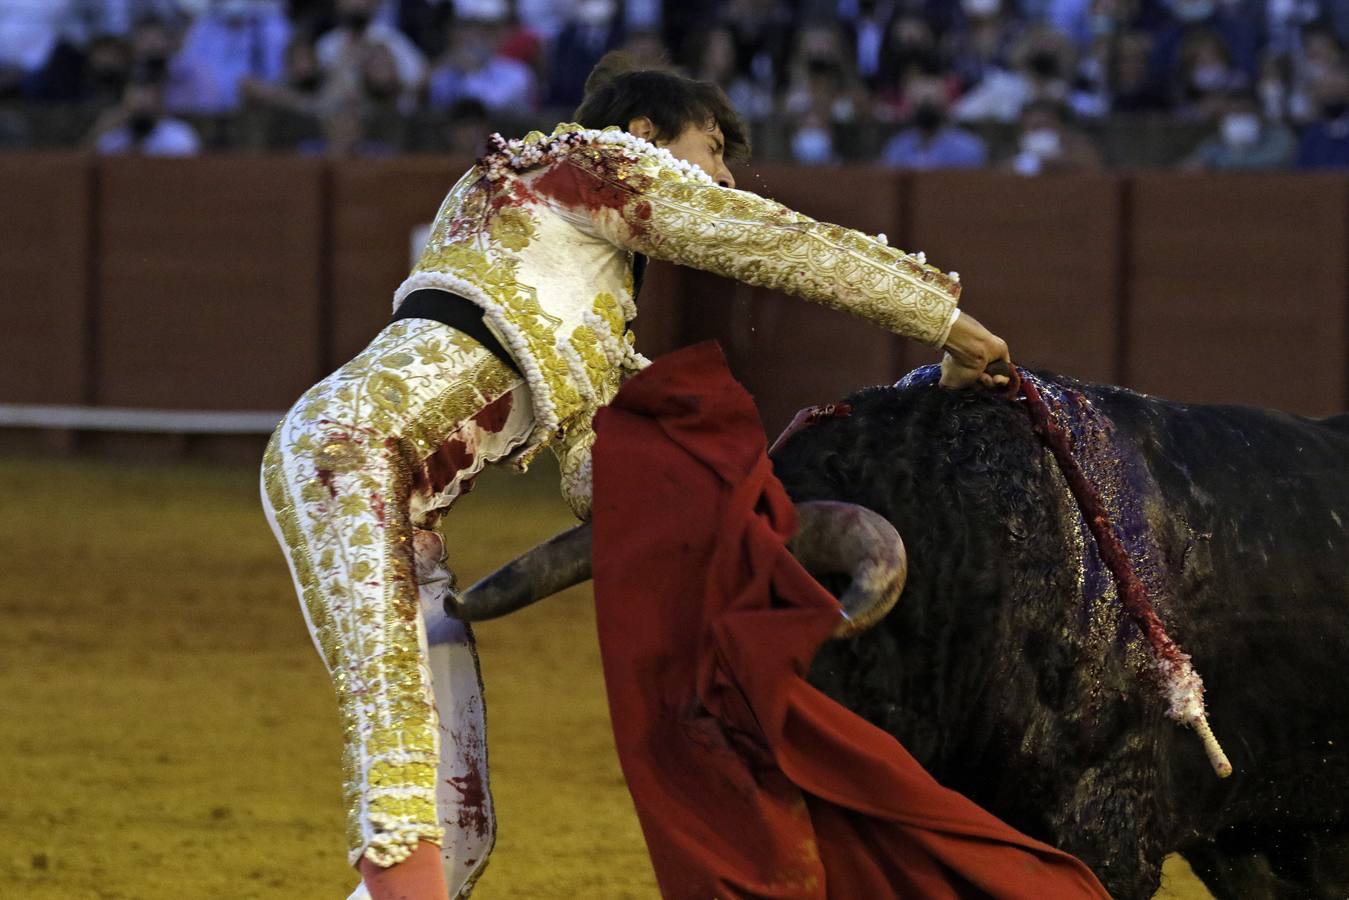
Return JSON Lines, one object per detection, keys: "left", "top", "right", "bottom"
{"left": 940, "top": 312, "right": 1012, "bottom": 390}
{"left": 358, "top": 840, "right": 448, "bottom": 899}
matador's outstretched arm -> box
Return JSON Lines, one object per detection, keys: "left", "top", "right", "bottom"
{"left": 556, "top": 140, "right": 963, "bottom": 348}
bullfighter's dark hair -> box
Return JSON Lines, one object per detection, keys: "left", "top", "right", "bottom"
{"left": 573, "top": 51, "right": 751, "bottom": 161}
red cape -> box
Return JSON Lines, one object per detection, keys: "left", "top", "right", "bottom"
{"left": 591, "top": 343, "right": 1110, "bottom": 899}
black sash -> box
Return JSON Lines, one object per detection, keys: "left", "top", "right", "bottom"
{"left": 390, "top": 289, "right": 521, "bottom": 375}
{"left": 389, "top": 255, "right": 646, "bottom": 380}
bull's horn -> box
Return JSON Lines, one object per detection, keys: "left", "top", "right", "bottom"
{"left": 789, "top": 501, "right": 908, "bottom": 639}
{"left": 447, "top": 523, "right": 593, "bottom": 622}
{"left": 450, "top": 501, "right": 906, "bottom": 639}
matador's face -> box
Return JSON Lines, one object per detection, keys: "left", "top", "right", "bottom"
{"left": 631, "top": 117, "right": 736, "bottom": 189}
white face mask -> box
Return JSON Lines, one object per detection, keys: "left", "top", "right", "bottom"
{"left": 1191, "top": 63, "right": 1229, "bottom": 92}
{"left": 792, "top": 127, "right": 834, "bottom": 164}
{"left": 1171, "top": 0, "right": 1215, "bottom": 22}
{"left": 1021, "top": 127, "right": 1062, "bottom": 159}
{"left": 1221, "top": 113, "right": 1261, "bottom": 147}
{"left": 575, "top": 0, "right": 615, "bottom": 26}
{"left": 962, "top": 0, "right": 1001, "bottom": 16}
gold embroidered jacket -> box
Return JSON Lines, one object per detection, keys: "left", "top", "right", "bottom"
{"left": 393, "top": 123, "right": 962, "bottom": 515}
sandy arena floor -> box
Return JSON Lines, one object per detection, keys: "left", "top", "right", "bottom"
{"left": 0, "top": 457, "right": 1210, "bottom": 899}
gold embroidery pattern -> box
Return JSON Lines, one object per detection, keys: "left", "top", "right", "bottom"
{"left": 553, "top": 422, "right": 598, "bottom": 519}
{"left": 411, "top": 241, "right": 590, "bottom": 431}
{"left": 487, "top": 205, "right": 537, "bottom": 251}
{"left": 261, "top": 319, "right": 527, "bottom": 867}
{"left": 580, "top": 150, "right": 961, "bottom": 348}
{"left": 553, "top": 289, "right": 641, "bottom": 517}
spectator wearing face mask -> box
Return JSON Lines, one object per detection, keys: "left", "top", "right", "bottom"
{"left": 1173, "top": 27, "right": 1247, "bottom": 121}
{"left": 873, "top": 17, "right": 963, "bottom": 119}
{"left": 88, "top": 72, "right": 200, "bottom": 156}
{"left": 1004, "top": 99, "right": 1103, "bottom": 175}
{"left": 359, "top": 39, "right": 405, "bottom": 110}
{"left": 427, "top": 12, "right": 536, "bottom": 113}
{"left": 90, "top": 35, "right": 135, "bottom": 100}
{"left": 1255, "top": 50, "right": 1300, "bottom": 123}
{"left": 22, "top": 0, "right": 186, "bottom": 100}
{"left": 1109, "top": 29, "right": 1171, "bottom": 111}
{"left": 943, "top": 0, "right": 1025, "bottom": 91}
{"left": 719, "top": 0, "right": 796, "bottom": 94}
{"left": 838, "top": 0, "right": 900, "bottom": 88}
{"left": 782, "top": 23, "right": 866, "bottom": 125}
{"left": 880, "top": 64, "right": 988, "bottom": 169}
{"left": 1182, "top": 91, "right": 1295, "bottom": 170}
{"left": 239, "top": 34, "right": 332, "bottom": 149}
{"left": 316, "top": 0, "right": 427, "bottom": 99}
{"left": 785, "top": 55, "right": 865, "bottom": 127}
{"left": 1292, "top": 23, "right": 1348, "bottom": 124}
{"left": 241, "top": 35, "right": 326, "bottom": 112}
{"left": 953, "top": 25, "right": 1077, "bottom": 123}
{"left": 546, "top": 0, "right": 623, "bottom": 107}
{"left": 1295, "top": 65, "right": 1349, "bottom": 168}
{"left": 119, "top": 15, "right": 192, "bottom": 109}
{"left": 167, "top": 0, "right": 292, "bottom": 114}
{"left": 687, "top": 24, "right": 774, "bottom": 121}
{"left": 789, "top": 109, "right": 839, "bottom": 165}
{"left": 1149, "top": 0, "right": 1260, "bottom": 92}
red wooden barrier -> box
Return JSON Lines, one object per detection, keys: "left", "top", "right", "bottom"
{"left": 95, "top": 156, "right": 325, "bottom": 410}
{"left": 4, "top": 156, "right": 1346, "bottom": 453}
{"left": 0, "top": 154, "right": 93, "bottom": 405}
{"left": 1128, "top": 173, "right": 1349, "bottom": 416}
{"left": 908, "top": 170, "right": 1124, "bottom": 385}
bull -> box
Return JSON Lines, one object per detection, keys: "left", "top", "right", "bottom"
{"left": 450, "top": 367, "right": 1349, "bottom": 900}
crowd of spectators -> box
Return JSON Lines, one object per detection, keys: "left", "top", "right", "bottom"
{"left": 5, "top": 0, "right": 1349, "bottom": 172}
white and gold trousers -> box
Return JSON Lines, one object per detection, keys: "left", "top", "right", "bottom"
{"left": 260, "top": 318, "right": 534, "bottom": 896}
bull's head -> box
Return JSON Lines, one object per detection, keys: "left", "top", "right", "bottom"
{"left": 446, "top": 501, "right": 907, "bottom": 640}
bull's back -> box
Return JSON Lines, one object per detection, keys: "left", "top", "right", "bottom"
{"left": 1086, "top": 386, "right": 1349, "bottom": 823}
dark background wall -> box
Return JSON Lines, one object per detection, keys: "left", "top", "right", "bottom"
{"left": 0, "top": 154, "right": 93, "bottom": 408}
{"left": 1, "top": 154, "right": 1346, "bottom": 452}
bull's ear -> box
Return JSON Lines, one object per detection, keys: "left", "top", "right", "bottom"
{"left": 788, "top": 501, "right": 907, "bottom": 639}
{"left": 448, "top": 523, "right": 593, "bottom": 622}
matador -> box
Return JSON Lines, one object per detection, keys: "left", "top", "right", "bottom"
{"left": 261, "top": 55, "right": 1012, "bottom": 900}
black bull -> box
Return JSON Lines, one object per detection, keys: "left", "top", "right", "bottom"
{"left": 462, "top": 374, "right": 1349, "bottom": 900}
{"left": 770, "top": 376, "right": 1349, "bottom": 900}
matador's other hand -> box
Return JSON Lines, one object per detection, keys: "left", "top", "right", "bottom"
{"left": 940, "top": 312, "right": 1012, "bottom": 390}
